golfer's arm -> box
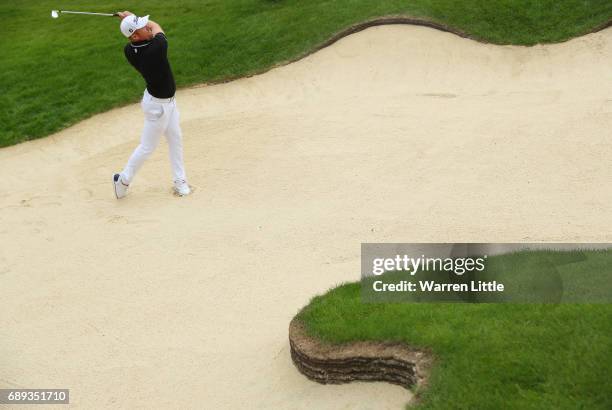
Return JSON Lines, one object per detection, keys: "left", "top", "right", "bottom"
{"left": 148, "top": 20, "right": 165, "bottom": 36}
{"left": 116, "top": 11, "right": 132, "bottom": 19}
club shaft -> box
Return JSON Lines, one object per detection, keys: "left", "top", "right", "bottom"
{"left": 59, "top": 10, "right": 115, "bottom": 17}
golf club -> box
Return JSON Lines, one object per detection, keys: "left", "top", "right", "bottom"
{"left": 51, "top": 10, "right": 118, "bottom": 19}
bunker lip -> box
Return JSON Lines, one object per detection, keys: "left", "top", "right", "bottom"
{"left": 304, "top": 15, "right": 612, "bottom": 53}
{"left": 289, "top": 318, "right": 433, "bottom": 398}
{"left": 192, "top": 15, "right": 612, "bottom": 89}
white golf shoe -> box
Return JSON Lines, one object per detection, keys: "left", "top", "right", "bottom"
{"left": 173, "top": 179, "right": 191, "bottom": 196}
{"left": 113, "top": 173, "right": 129, "bottom": 199}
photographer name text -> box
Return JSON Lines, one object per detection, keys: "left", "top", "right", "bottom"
{"left": 372, "top": 280, "right": 504, "bottom": 292}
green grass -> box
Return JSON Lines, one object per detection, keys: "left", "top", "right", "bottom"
{"left": 297, "top": 250, "right": 612, "bottom": 409}
{"left": 1, "top": 1, "right": 612, "bottom": 147}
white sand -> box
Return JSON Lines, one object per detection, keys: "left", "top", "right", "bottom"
{"left": 1, "top": 25, "right": 612, "bottom": 408}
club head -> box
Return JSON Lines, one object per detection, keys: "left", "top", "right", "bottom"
{"left": 51, "top": 10, "right": 59, "bottom": 19}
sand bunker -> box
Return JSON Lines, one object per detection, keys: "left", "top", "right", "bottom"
{"left": 1, "top": 23, "right": 612, "bottom": 409}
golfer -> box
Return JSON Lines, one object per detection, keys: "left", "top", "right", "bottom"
{"left": 113, "top": 11, "right": 190, "bottom": 198}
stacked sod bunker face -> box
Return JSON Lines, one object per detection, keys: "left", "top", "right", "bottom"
{"left": 289, "top": 318, "right": 432, "bottom": 389}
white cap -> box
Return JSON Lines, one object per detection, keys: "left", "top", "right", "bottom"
{"left": 120, "top": 14, "right": 149, "bottom": 38}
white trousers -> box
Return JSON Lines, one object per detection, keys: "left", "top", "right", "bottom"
{"left": 121, "top": 89, "right": 187, "bottom": 184}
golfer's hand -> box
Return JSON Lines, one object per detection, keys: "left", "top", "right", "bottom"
{"left": 116, "top": 11, "right": 133, "bottom": 19}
